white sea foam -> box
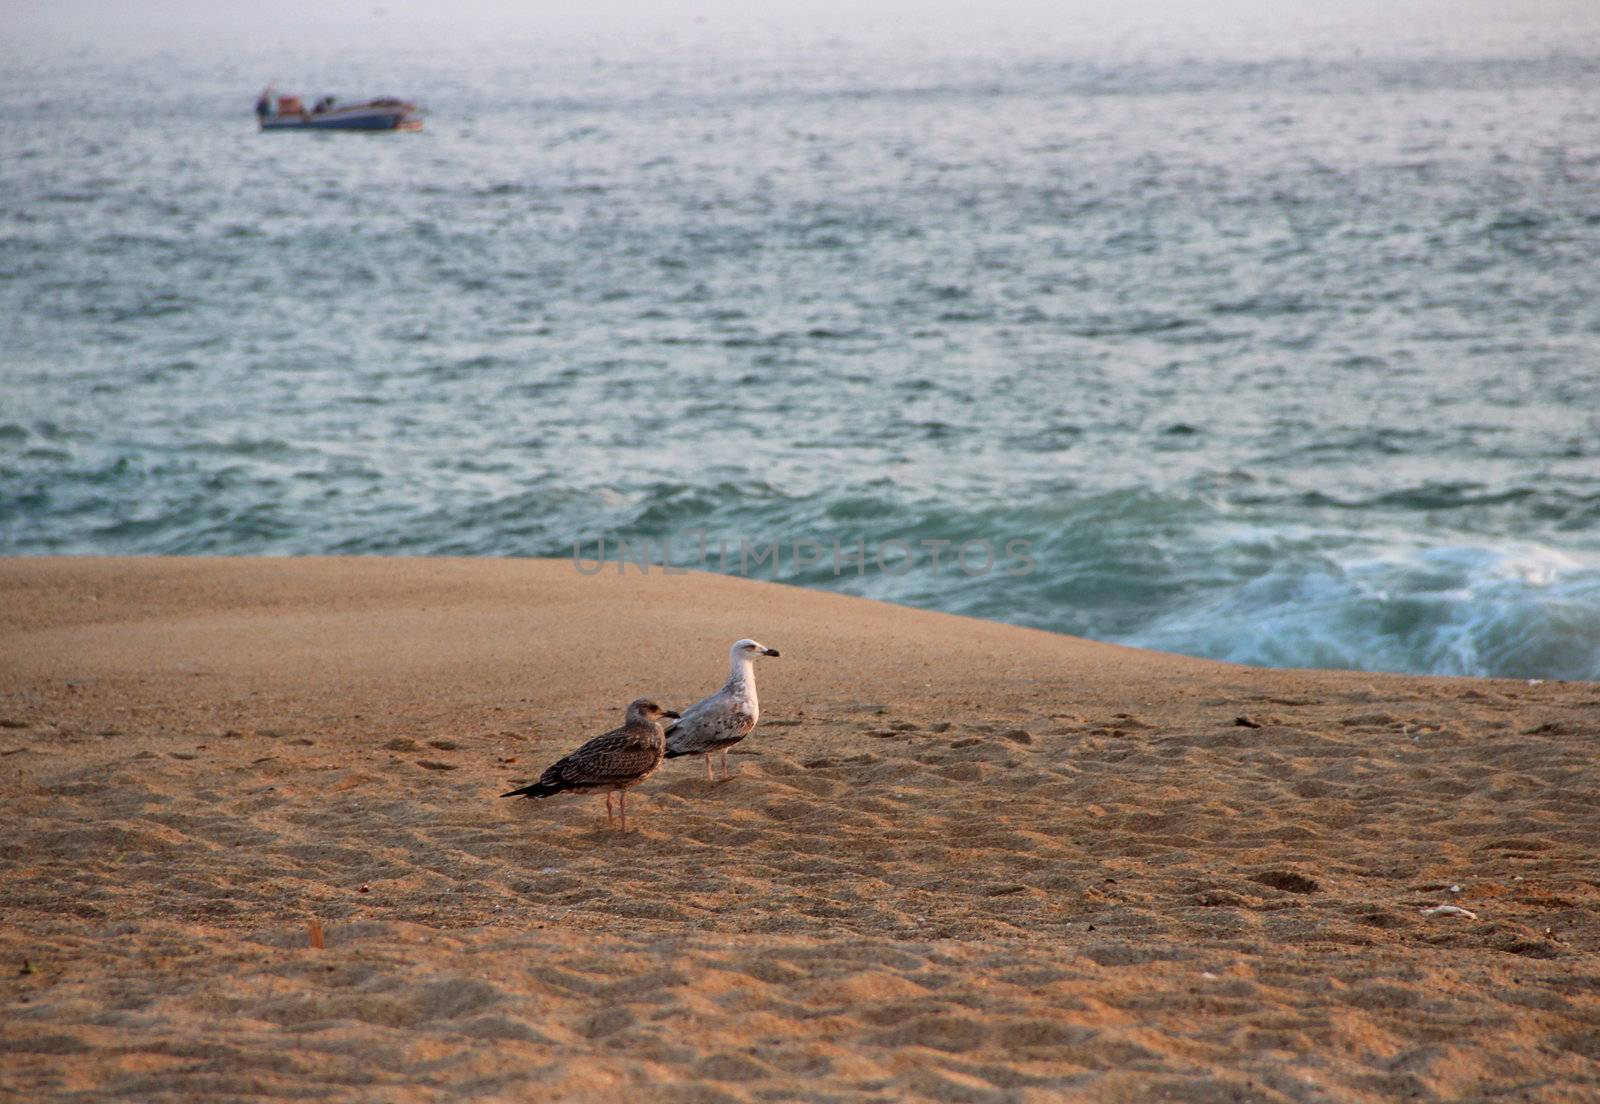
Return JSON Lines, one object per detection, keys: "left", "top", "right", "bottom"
{"left": 1129, "top": 540, "right": 1600, "bottom": 680}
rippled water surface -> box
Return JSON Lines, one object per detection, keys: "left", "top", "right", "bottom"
{"left": 5, "top": 1, "right": 1600, "bottom": 678}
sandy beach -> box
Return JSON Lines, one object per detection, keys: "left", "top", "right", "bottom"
{"left": 2, "top": 556, "right": 1597, "bottom": 1103}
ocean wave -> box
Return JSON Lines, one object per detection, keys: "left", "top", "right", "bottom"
{"left": 1125, "top": 543, "right": 1600, "bottom": 681}
{"left": 9, "top": 450, "right": 1599, "bottom": 681}
{"left": 532, "top": 486, "right": 1600, "bottom": 681}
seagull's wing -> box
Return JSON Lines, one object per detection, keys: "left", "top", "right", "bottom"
{"left": 718, "top": 707, "right": 756, "bottom": 742}
{"left": 503, "top": 729, "right": 621, "bottom": 798}
{"left": 667, "top": 695, "right": 755, "bottom": 755}
{"left": 553, "top": 725, "right": 661, "bottom": 787}
{"left": 664, "top": 690, "right": 724, "bottom": 749}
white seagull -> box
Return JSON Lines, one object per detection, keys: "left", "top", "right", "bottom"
{"left": 664, "top": 638, "right": 780, "bottom": 781}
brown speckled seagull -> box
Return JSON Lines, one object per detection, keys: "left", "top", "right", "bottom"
{"left": 665, "top": 638, "right": 780, "bottom": 781}
{"left": 501, "top": 698, "right": 678, "bottom": 831}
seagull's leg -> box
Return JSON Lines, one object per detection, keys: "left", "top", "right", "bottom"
{"left": 618, "top": 789, "right": 628, "bottom": 832}
{"left": 721, "top": 749, "right": 731, "bottom": 780}
{"left": 704, "top": 753, "right": 714, "bottom": 783}
{"left": 605, "top": 791, "right": 615, "bottom": 826}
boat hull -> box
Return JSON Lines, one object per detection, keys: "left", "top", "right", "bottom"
{"left": 259, "top": 104, "right": 421, "bottom": 132}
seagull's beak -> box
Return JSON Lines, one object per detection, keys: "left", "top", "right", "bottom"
{"left": 764, "top": 648, "right": 780, "bottom": 657}
{"left": 662, "top": 709, "right": 681, "bottom": 719}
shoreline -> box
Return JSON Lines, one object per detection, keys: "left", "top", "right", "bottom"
{"left": 3, "top": 557, "right": 1597, "bottom": 1102}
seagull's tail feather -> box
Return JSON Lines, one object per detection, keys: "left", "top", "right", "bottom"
{"left": 663, "top": 746, "right": 688, "bottom": 759}
{"left": 500, "top": 778, "right": 566, "bottom": 799}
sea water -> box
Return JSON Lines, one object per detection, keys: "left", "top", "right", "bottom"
{"left": 4, "top": 0, "right": 1599, "bottom": 679}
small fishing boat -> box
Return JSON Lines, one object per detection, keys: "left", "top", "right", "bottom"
{"left": 255, "top": 88, "right": 422, "bottom": 132}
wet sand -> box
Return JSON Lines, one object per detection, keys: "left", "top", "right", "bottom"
{"left": 2, "top": 557, "right": 1597, "bottom": 1102}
